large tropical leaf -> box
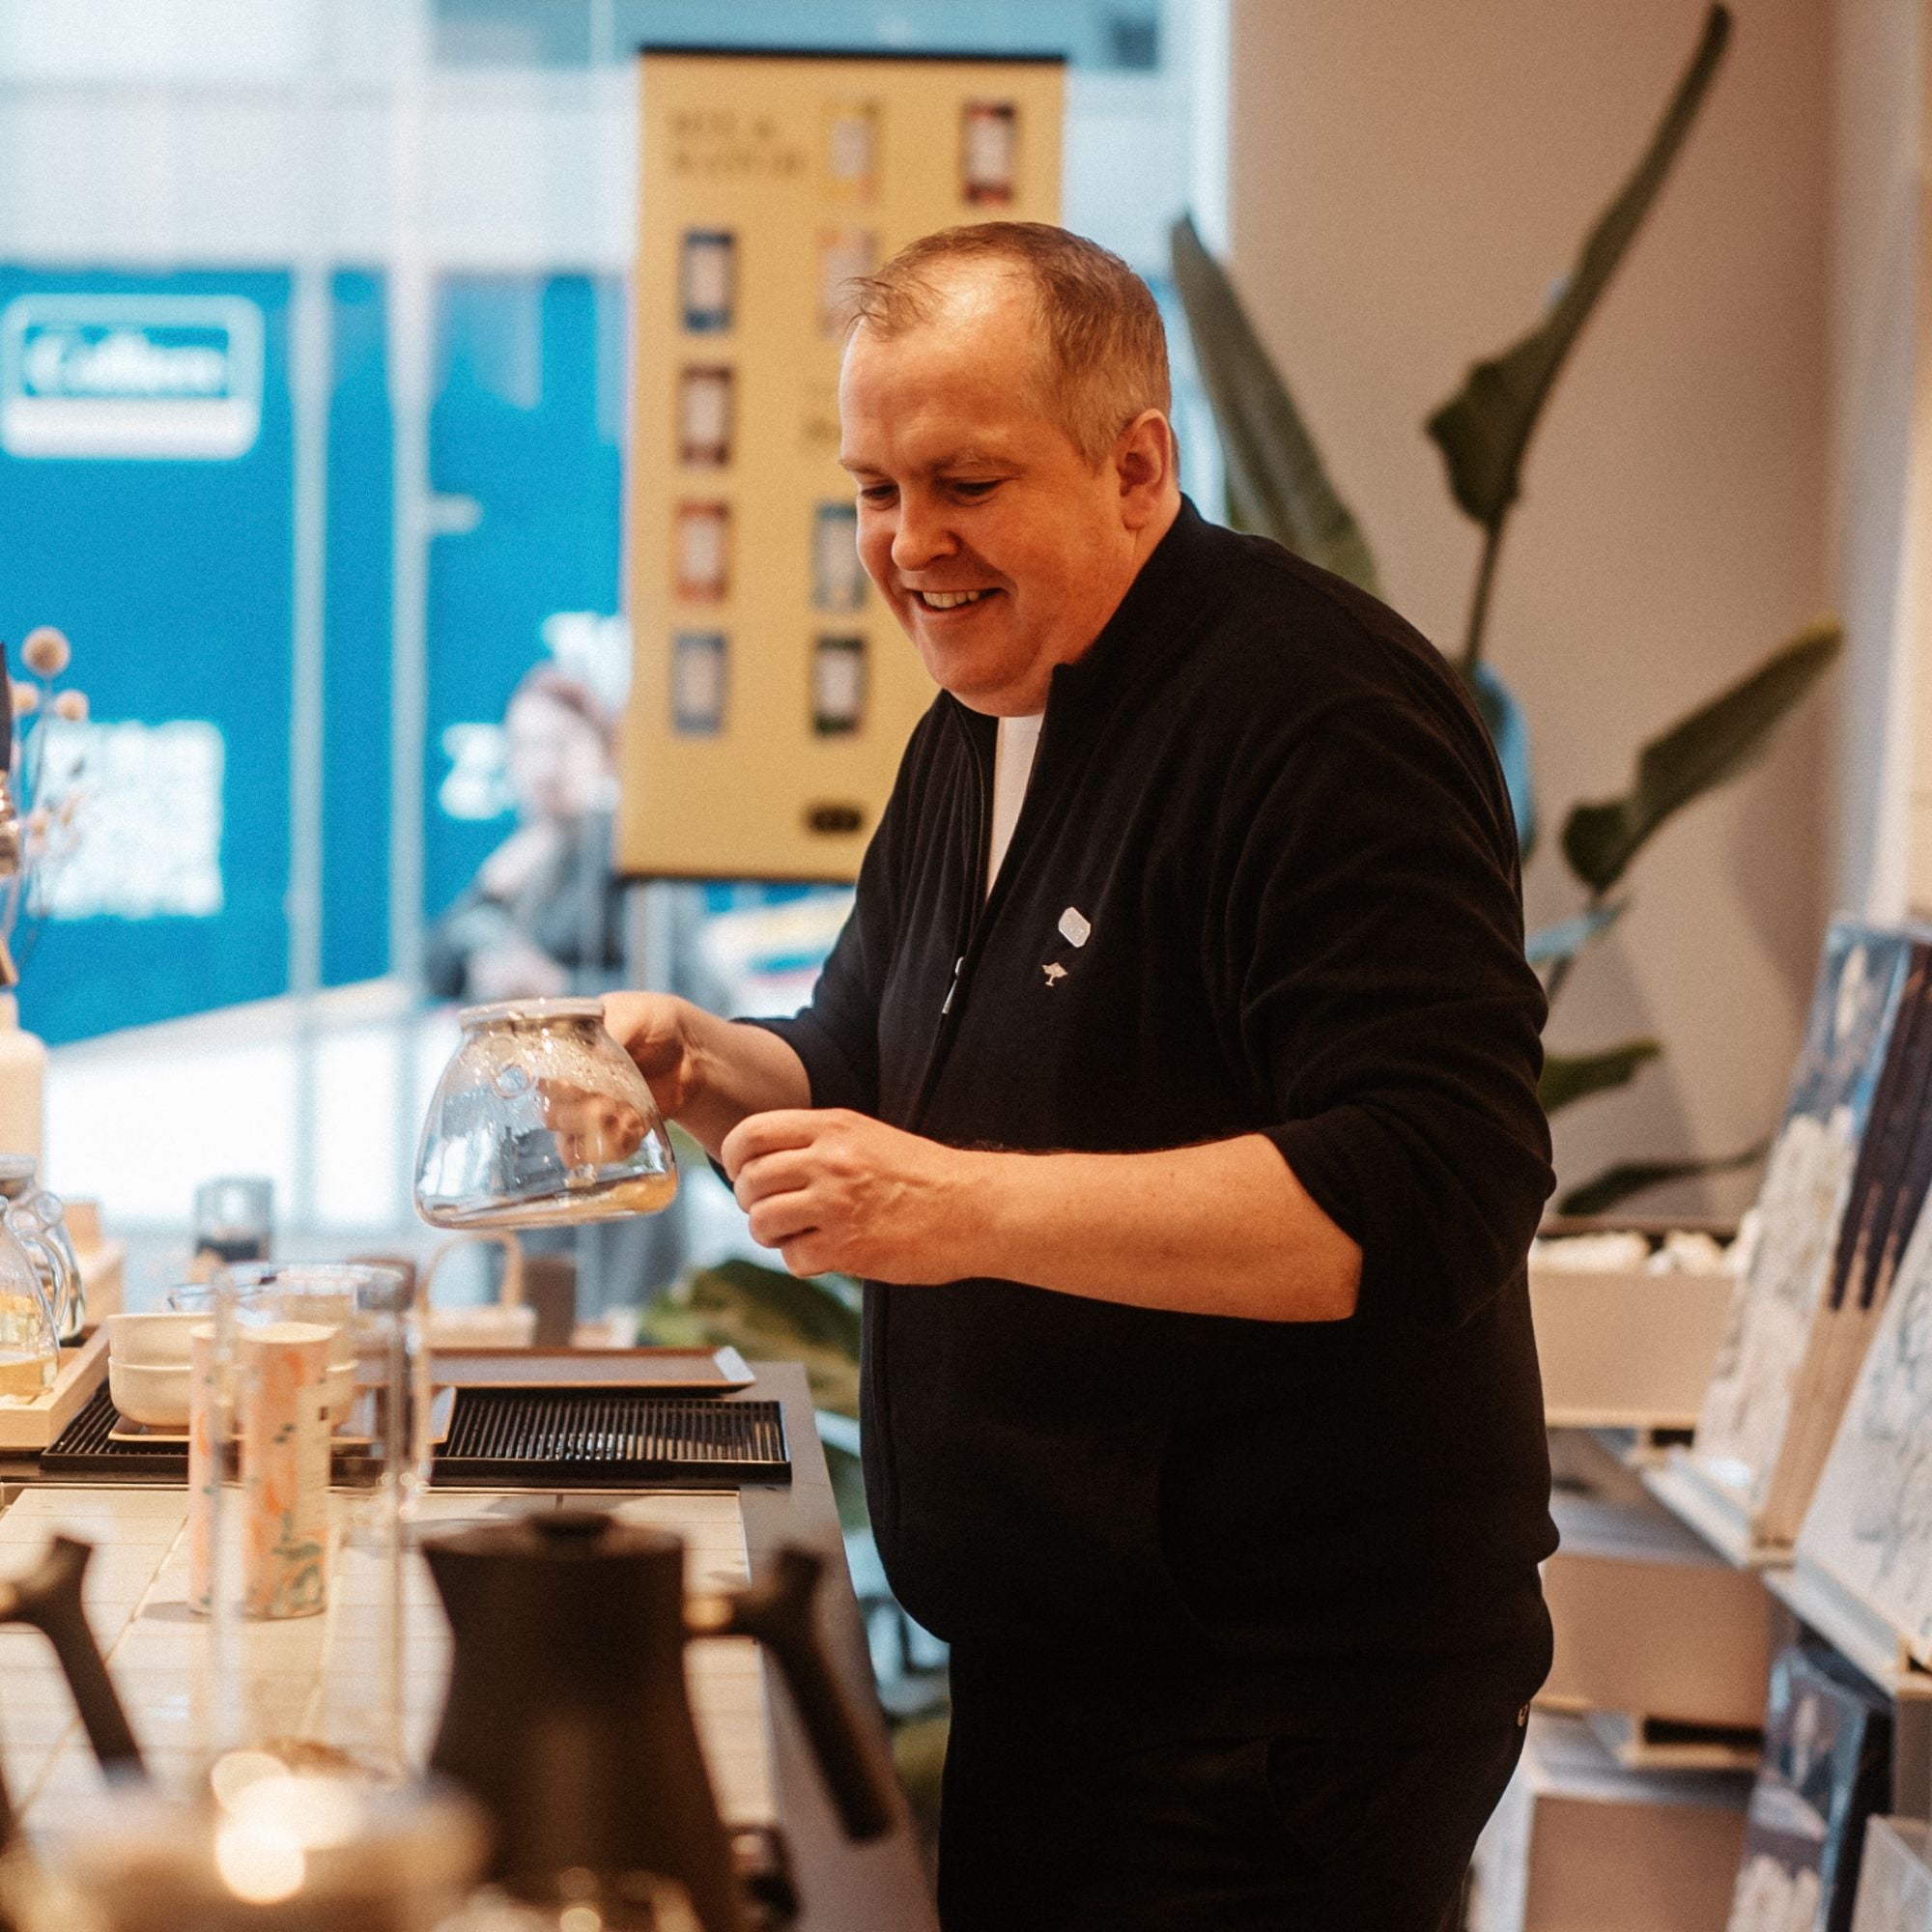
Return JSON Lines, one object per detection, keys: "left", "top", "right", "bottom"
{"left": 1560, "top": 621, "right": 1841, "bottom": 894}
{"left": 1425, "top": 6, "right": 1731, "bottom": 529}
{"left": 1541, "top": 1038, "right": 1661, "bottom": 1115}
{"left": 1168, "top": 214, "right": 1381, "bottom": 594}
{"left": 1525, "top": 901, "right": 1627, "bottom": 970}
{"left": 1469, "top": 661, "right": 1537, "bottom": 858}
{"left": 640, "top": 1258, "right": 862, "bottom": 1417}
{"left": 1557, "top": 1141, "right": 1767, "bottom": 1216}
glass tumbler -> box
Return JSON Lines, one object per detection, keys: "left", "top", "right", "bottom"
{"left": 413, "top": 998, "right": 678, "bottom": 1230}
{"left": 191, "top": 1263, "right": 425, "bottom": 1784}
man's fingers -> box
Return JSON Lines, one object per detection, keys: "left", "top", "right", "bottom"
{"left": 733, "top": 1148, "right": 815, "bottom": 1210}
{"left": 748, "top": 1194, "right": 818, "bottom": 1250}
{"left": 780, "top": 1238, "right": 831, "bottom": 1279}
{"left": 722, "top": 1109, "right": 825, "bottom": 1179}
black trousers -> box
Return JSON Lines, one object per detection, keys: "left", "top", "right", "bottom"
{"left": 936, "top": 1657, "right": 1527, "bottom": 1932}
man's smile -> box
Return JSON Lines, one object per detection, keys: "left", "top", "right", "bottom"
{"left": 911, "top": 587, "right": 1001, "bottom": 611}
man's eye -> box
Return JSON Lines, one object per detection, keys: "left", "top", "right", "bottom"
{"left": 950, "top": 480, "right": 998, "bottom": 498}
{"left": 858, "top": 485, "right": 896, "bottom": 506}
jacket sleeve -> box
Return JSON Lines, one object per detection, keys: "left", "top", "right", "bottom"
{"left": 1224, "top": 691, "right": 1554, "bottom": 1333}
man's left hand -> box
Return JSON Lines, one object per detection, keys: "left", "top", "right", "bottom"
{"left": 721, "top": 1108, "right": 979, "bottom": 1283}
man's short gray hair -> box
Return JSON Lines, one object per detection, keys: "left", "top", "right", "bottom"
{"left": 845, "top": 222, "right": 1173, "bottom": 469}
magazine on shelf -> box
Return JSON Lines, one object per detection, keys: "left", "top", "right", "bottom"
{"left": 1725, "top": 1646, "right": 1890, "bottom": 1932}
{"left": 1766, "top": 946, "right": 1932, "bottom": 1546}
{"left": 1799, "top": 1120, "right": 1932, "bottom": 1666}
{"left": 1693, "top": 920, "right": 1923, "bottom": 1537}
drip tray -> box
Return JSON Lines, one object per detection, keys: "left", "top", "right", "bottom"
{"left": 435, "top": 1389, "right": 790, "bottom": 1488}
{"left": 42, "top": 1386, "right": 790, "bottom": 1489}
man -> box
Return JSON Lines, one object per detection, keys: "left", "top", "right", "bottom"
{"left": 607, "top": 222, "right": 1557, "bottom": 1931}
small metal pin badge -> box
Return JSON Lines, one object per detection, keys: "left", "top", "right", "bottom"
{"left": 1058, "top": 907, "right": 1092, "bottom": 948}
{"left": 1042, "top": 963, "right": 1067, "bottom": 987}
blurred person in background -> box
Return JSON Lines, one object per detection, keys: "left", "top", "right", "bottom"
{"left": 425, "top": 664, "right": 625, "bottom": 1005}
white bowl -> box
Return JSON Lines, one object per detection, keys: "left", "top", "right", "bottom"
{"left": 105, "top": 1312, "right": 203, "bottom": 1370}
{"left": 108, "top": 1359, "right": 190, "bottom": 1429}
{"left": 108, "top": 1348, "right": 354, "bottom": 1432}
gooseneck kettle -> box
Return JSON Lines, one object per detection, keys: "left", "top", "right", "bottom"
{"left": 422, "top": 1509, "right": 897, "bottom": 1932}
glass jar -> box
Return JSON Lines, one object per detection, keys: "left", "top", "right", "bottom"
{"left": 413, "top": 999, "right": 678, "bottom": 1232}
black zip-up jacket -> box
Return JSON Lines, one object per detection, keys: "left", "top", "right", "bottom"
{"left": 756, "top": 500, "right": 1559, "bottom": 1738}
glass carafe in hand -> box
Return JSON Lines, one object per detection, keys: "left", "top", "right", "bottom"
{"left": 413, "top": 998, "right": 678, "bottom": 1231}
{"left": 0, "top": 1216, "right": 61, "bottom": 1400}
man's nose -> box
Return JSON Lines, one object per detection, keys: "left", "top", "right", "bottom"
{"left": 891, "top": 497, "right": 958, "bottom": 573}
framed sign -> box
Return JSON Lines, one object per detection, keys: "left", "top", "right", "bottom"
{"left": 620, "top": 47, "right": 1065, "bottom": 882}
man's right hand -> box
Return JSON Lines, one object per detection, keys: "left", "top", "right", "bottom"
{"left": 602, "top": 992, "right": 704, "bottom": 1121}
{"left": 599, "top": 991, "right": 813, "bottom": 1158}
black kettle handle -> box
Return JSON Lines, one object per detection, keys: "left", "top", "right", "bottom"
{"left": 2, "top": 1536, "right": 144, "bottom": 1775}
{"left": 716, "top": 1547, "right": 895, "bottom": 1842}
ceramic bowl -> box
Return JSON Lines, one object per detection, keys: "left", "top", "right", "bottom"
{"left": 105, "top": 1311, "right": 203, "bottom": 1370}
{"left": 107, "top": 1358, "right": 190, "bottom": 1429}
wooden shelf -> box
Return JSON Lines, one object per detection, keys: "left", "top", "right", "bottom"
{"left": 1638, "top": 1450, "right": 1785, "bottom": 1571}
{"left": 1625, "top": 1436, "right": 1932, "bottom": 1819}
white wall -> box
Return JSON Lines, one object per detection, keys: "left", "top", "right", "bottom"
{"left": 1226, "top": 0, "right": 1834, "bottom": 1216}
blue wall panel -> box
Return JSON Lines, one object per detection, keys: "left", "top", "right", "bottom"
{"left": 423, "top": 274, "right": 624, "bottom": 923}
{"left": 321, "top": 270, "right": 394, "bottom": 987}
{"left": 3, "top": 267, "right": 295, "bottom": 1046}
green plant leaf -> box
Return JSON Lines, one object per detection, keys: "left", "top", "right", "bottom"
{"left": 640, "top": 1258, "right": 863, "bottom": 1417}
{"left": 1468, "top": 661, "right": 1538, "bottom": 858}
{"left": 1556, "top": 1140, "right": 1767, "bottom": 1216}
{"left": 1525, "top": 901, "right": 1627, "bottom": 969}
{"left": 1560, "top": 620, "right": 1841, "bottom": 893}
{"left": 1168, "top": 213, "right": 1381, "bottom": 594}
{"left": 1541, "top": 1038, "right": 1662, "bottom": 1114}
{"left": 1425, "top": 6, "right": 1731, "bottom": 529}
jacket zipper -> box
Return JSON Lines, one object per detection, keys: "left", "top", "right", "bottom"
{"left": 906, "top": 707, "right": 996, "bottom": 1135}
{"left": 872, "top": 706, "right": 994, "bottom": 1541}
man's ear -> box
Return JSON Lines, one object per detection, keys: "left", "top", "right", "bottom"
{"left": 1115, "top": 410, "right": 1177, "bottom": 526}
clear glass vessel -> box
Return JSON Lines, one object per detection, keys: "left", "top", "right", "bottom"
{"left": 0, "top": 1215, "right": 59, "bottom": 1400}
{"left": 413, "top": 998, "right": 678, "bottom": 1231}
{"left": 191, "top": 1262, "right": 424, "bottom": 1784}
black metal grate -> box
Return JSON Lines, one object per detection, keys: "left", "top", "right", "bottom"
{"left": 43, "top": 1386, "right": 186, "bottom": 1481}
{"left": 433, "top": 1390, "right": 789, "bottom": 1488}
{"left": 41, "top": 1386, "right": 790, "bottom": 1490}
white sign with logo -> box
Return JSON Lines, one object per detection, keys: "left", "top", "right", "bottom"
{"left": 0, "top": 295, "right": 264, "bottom": 460}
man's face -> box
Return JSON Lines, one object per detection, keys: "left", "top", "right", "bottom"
{"left": 838, "top": 270, "right": 1139, "bottom": 716}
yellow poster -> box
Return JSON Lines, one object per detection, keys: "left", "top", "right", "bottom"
{"left": 620, "top": 49, "right": 1065, "bottom": 882}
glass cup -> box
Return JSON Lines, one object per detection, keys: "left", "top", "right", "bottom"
{"left": 190, "top": 1263, "right": 426, "bottom": 1784}
{"left": 413, "top": 998, "right": 678, "bottom": 1230}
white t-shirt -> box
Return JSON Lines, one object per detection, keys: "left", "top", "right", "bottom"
{"left": 985, "top": 713, "right": 1045, "bottom": 896}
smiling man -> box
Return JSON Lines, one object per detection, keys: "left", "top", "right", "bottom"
{"left": 606, "top": 223, "right": 1557, "bottom": 1931}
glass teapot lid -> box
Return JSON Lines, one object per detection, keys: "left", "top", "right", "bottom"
{"left": 456, "top": 997, "right": 608, "bottom": 1031}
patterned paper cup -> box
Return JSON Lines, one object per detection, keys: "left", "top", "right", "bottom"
{"left": 238, "top": 1321, "right": 333, "bottom": 1620}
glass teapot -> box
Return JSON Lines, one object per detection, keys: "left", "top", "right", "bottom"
{"left": 0, "top": 1215, "right": 61, "bottom": 1400}
{"left": 0, "top": 1156, "right": 81, "bottom": 1342}
{"left": 414, "top": 999, "right": 678, "bottom": 1231}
